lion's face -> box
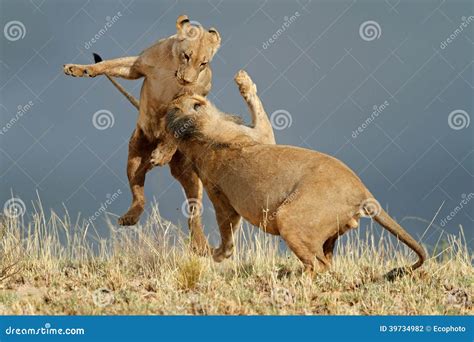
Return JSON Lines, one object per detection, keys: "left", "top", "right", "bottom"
{"left": 173, "top": 16, "right": 221, "bottom": 86}
{"left": 166, "top": 94, "right": 209, "bottom": 140}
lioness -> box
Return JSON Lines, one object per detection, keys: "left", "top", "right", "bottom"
{"left": 63, "top": 15, "right": 221, "bottom": 253}
{"left": 164, "top": 77, "right": 426, "bottom": 279}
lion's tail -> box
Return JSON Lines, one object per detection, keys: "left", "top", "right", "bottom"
{"left": 370, "top": 207, "right": 427, "bottom": 281}
{"left": 93, "top": 53, "right": 140, "bottom": 110}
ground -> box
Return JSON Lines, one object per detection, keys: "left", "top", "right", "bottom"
{"left": 0, "top": 205, "right": 472, "bottom": 315}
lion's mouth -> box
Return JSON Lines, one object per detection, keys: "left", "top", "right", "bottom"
{"left": 175, "top": 71, "right": 193, "bottom": 86}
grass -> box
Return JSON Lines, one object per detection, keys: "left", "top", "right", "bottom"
{"left": 0, "top": 202, "right": 472, "bottom": 315}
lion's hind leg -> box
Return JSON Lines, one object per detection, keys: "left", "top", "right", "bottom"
{"left": 276, "top": 212, "right": 329, "bottom": 274}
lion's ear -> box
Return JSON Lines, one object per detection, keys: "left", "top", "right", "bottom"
{"left": 208, "top": 27, "right": 221, "bottom": 45}
{"left": 176, "top": 15, "right": 190, "bottom": 32}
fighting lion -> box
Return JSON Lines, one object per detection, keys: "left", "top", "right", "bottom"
{"left": 163, "top": 71, "right": 426, "bottom": 279}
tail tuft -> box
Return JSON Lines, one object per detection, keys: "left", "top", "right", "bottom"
{"left": 93, "top": 53, "right": 103, "bottom": 63}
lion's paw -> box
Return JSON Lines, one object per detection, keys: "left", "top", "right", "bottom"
{"left": 212, "top": 246, "right": 234, "bottom": 262}
{"left": 150, "top": 148, "right": 173, "bottom": 167}
{"left": 234, "top": 70, "right": 257, "bottom": 96}
{"left": 63, "top": 64, "right": 96, "bottom": 78}
{"left": 118, "top": 214, "right": 139, "bottom": 226}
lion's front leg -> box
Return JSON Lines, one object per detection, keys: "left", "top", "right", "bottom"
{"left": 208, "top": 190, "right": 242, "bottom": 262}
{"left": 234, "top": 70, "right": 275, "bottom": 144}
{"left": 64, "top": 56, "right": 142, "bottom": 79}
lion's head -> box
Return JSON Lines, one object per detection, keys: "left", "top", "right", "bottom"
{"left": 166, "top": 94, "right": 244, "bottom": 143}
{"left": 172, "top": 15, "right": 221, "bottom": 86}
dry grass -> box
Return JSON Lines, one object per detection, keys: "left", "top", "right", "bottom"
{"left": 0, "top": 202, "right": 472, "bottom": 315}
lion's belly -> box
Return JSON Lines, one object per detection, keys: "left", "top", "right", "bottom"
{"left": 137, "top": 79, "right": 181, "bottom": 140}
{"left": 215, "top": 168, "right": 300, "bottom": 235}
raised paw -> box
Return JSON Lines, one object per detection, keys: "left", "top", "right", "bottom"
{"left": 212, "top": 245, "right": 234, "bottom": 262}
{"left": 63, "top": 64, "right": 96, "bottom": 77}
{"left": 234, "top": 70, "right": 257, "bottom": 97}
{"left": 150, "top": 148, "right": 171, "bottom": 167}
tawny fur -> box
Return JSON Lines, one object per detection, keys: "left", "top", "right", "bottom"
{"left": 63, "top": 15, "right": 223, "bottom": 254}
{"left": 165, "top": 80, "right": 426, "bottom": 279}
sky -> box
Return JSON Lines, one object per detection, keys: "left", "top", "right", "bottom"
{"left": 0, "top": 0, "right": 472, "bottom": 249}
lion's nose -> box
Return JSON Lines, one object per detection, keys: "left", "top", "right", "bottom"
{"left": 178, "top": 78, "right": 192, "bottom": 86}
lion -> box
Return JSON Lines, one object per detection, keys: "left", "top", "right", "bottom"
{"left": 63, "top": 15, "right": 222, "bottom": 254}
{"left": 164, "top": 73, "right": 426, "bottom": 279}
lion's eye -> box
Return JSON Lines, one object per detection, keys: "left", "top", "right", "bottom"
{"left": 200, "top": 62, "right": 207, "bottom": 67}
{"left": 193, "top": 103, "right": 201, "bottom": 111}
{"left": 183, "top": 53, "right": 190, "bottom": 61}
